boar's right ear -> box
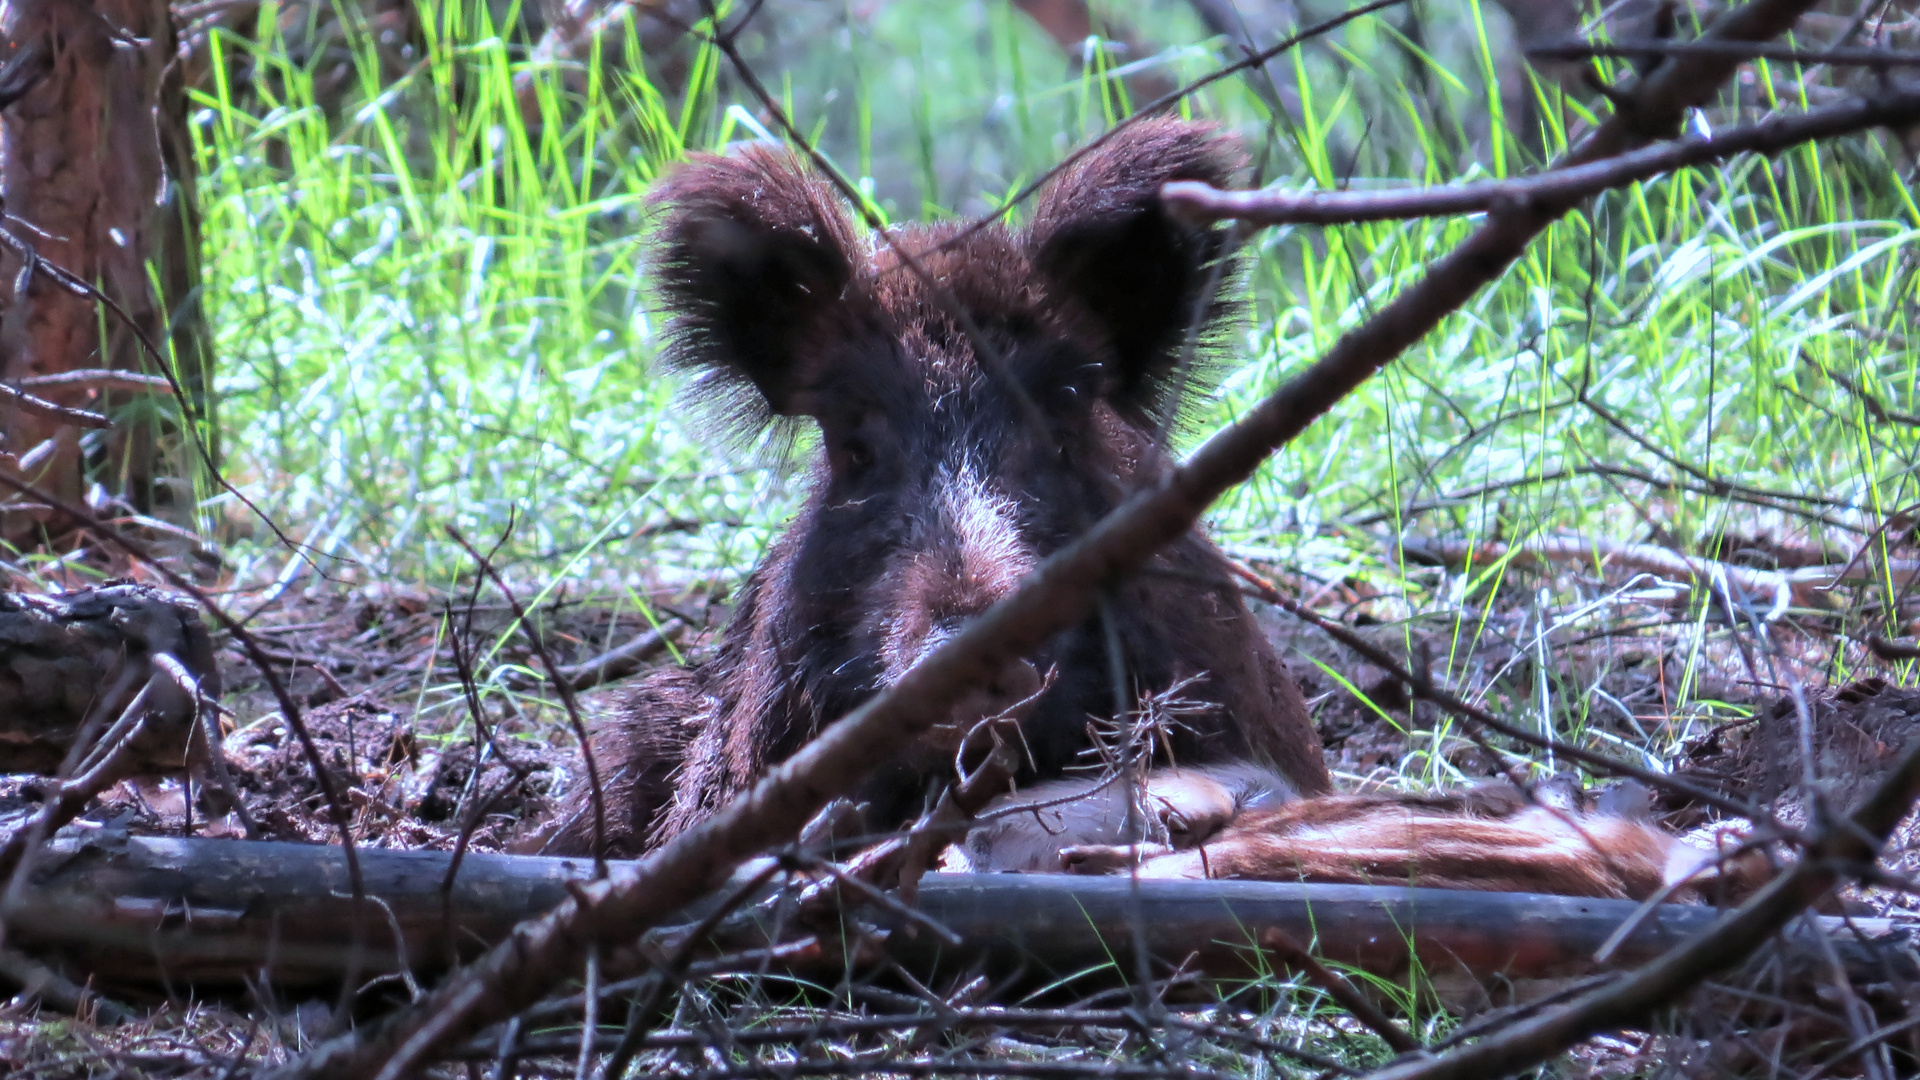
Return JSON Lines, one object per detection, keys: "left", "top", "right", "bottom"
{"left": 1026, "top": 120, "right": 1245, "bottom": 424}
{"left": 650, "top": 147, "right": 863, "bottom": 419}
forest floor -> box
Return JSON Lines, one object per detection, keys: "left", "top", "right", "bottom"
{"left": 4, "top": 522, "right": 1919, "bottom": 1077}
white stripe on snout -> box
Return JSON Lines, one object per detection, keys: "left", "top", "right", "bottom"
{"left": 940, "top": 466, "right": 1036, "bottom": 593}
{"left": 877, "top": 465, "right": 1039, "bottom": 682}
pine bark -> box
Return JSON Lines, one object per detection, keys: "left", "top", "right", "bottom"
{"left": 0, "top": 0, "right": 210, "bottom": 543}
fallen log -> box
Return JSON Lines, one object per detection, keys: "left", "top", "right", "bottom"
{"left": 4, "top": 832, "right": 1914, "bottom": 1011}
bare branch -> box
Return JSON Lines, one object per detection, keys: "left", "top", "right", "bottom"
{"left": 1164, "top": 84, "right": 1920, "bottom": 226}
{"left": 1228, "top": 563, "right": 1798, "bottom": 832}
{"left": 1398, "top": 533, "right": 1919, "bottom": 612}
{"left": 1530, "top": 36, "right": 1920, "bottom": 68}
{"left": 0, "top": 216, "right": 327, "bottom": 573}
{"left": 16, "top": 369, "right": 175, "bottom": 393}
{"left": 906, "top": 0, "right": 1411, "bottom": 262}
{"left": 0, "top": 669, "right": 156, "bottom": 884}
{"left": 0, "top": 380, "right": 110, "bottom": 429}
{"left": 501, "top": 617, "right": 687, "bottom": 693}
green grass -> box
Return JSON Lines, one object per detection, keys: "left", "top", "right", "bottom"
{"left": 192, "top": 0, "right": 1919, "bottom": 769}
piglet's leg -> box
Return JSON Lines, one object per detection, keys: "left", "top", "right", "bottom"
{"left": 1059, "top": 842, "right": 1183, "bottom": 874}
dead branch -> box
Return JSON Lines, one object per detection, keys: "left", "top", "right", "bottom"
{"left": 1529, "top": 36, "right": 1920, "bottom": 68}
{"left": 1225, "top": 561, "right": 1799, "bottom": 832}
{"left": 1575, "top": 392, "right": 1875, "bottom": 518}
{"left": 1364, "top": 735, "right": 1920, "bottom": 1080}
{"left": 1398, "top": 534, "right": 1920, "bottom": 613}
{"left": 0, "top": 187, "right": 313, "bottom": 565}
{"left": 0, "top": 943, "right": 132, "bottom": 1023}
{"left": 1349, "top": 461, "right": 1869, "bottom": 530}
{"left": 16, "top": 369, "right": 175, "bottom": 393}
{"left": 1163, "top": 83, "right": 1920, "bottom": 226}
{"left": 500, "top": 617, "right": 687, "bottom": 693}
{"left": 910, "top": 0, "right": 1410, "bottom": 262}
{"left": 0, "top": 381, "right": 110, "bottom": 429}
{"left": 265, "top": 0, "right": 1829, "bottom": 1073}
{"left": 1259, "top": 926, "right": 1424, "bottom": 1052}
{"left": 6, "top": 833, "right": 1913, "bottom": 1009}
{"left": 1824, "top": 366, "right": 1920, "bottom": 427}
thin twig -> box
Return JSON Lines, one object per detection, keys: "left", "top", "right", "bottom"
{"left": 1826, "top": 366, "right": 1920, "bottom": 426}
{"left": 907, "top": 0, "right": 1411, "bottom": 264}
{"left": 501, "top": 618, "right": 686, "bottom": 692}
{"left": 1578, "top": 392, "right": 1869, "bottom": 513}
{"left": 1259, "top": 927, "right": 1424, "bottom": 1054}
{"left": 572, "top": 945, "right": 597, "bottom": 1080}
{"left": 0, "top": 217, "right": 324, "bottom": 571}
{"left": 1227, "top": 559, "right": 1799, "bottom": 832}
{"left": 0, "top": 669, "right": 153, "bottom": 884}
{"left": 446, "top": 524, "right": 608, "bottom": 878}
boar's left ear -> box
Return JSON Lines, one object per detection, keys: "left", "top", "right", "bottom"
{"left": 650, "top": 145, "right": 865, "bottom": 421}
{"left": 1026, "top": 119, "right": 1246, "bottom": 421}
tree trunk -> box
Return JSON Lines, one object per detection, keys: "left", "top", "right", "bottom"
{"left": 0, "top": 0, "right": 208, "bottom": 545}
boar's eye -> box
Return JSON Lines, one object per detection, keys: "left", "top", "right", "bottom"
{"left": 840, "top": 436, "right": 875, "bottom": 472}
{"left": 827, "top": 411, "right": 886, "bottom": 475}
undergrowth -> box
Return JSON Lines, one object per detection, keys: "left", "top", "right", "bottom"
{"left": 0, "top": 1, "right": 1912, "bottom": 1075}
{"left": 187, "top": 1, "right": 1920, "bottom": 770}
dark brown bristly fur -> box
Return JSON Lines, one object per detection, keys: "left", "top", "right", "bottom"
{"left": 543, "top": 120, "right": 1330, "bottom": 858}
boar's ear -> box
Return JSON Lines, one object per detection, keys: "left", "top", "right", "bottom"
{"left": 1026, "top": 120, "right": 1246, "bottom": 421}
{"left": 651, "top": 146, "right": 864, "bottom": 419}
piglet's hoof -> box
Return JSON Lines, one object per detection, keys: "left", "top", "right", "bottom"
{"left": 1060, "top": 843, "right": 1172, "bottom": 874}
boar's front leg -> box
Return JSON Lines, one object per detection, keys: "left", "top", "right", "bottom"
{"left": 528, "top": 666, "right": 705, "bottom": 859}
